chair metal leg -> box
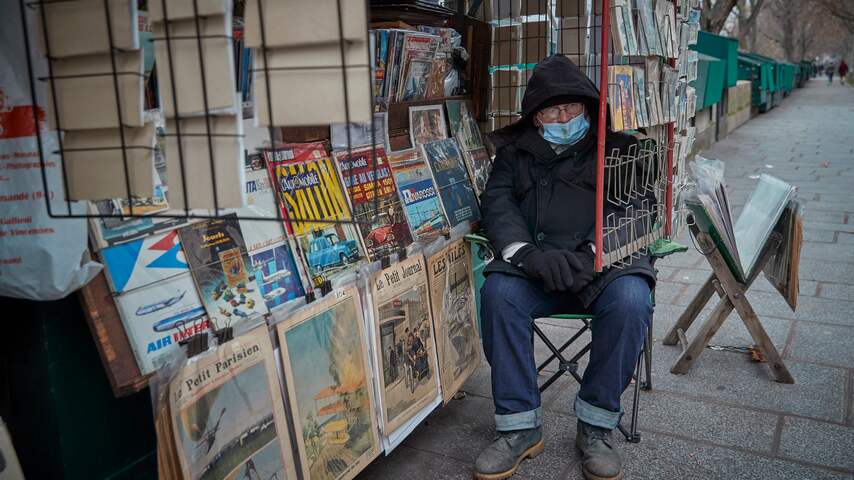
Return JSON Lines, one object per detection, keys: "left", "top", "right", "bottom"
{"left": 641, "top": 318, "right": 653, "bottom": 391}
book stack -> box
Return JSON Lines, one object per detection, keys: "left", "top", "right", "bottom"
{"left": 149, "top": 0, "right": 245, "bottom": 210}
{"left": 245, "top": 0, "right": 372, "bottom": 126}
{"left": 37, "top": 0, "right": 156, "bottom": 202}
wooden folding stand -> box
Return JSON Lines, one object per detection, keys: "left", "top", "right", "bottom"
{"left": 662, "top": 219, "right": 795, "bottom": 384}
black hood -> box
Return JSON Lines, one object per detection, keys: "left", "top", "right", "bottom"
{"left": 488, "top": 55, "right": 607, "bottom": 150}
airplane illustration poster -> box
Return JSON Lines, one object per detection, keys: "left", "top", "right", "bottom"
{"left": 115, "top": 273, "right": 207, "bottom": 374}
{"left": 169, "top": 325, "right": 297, "bottom": 480}
{"left": 178, "top": 217, "right": 267, "bottom": 328}
{"left": 427, "top": 239, "right": 480, "bottom": 404}
{"left": 101, "top": 229, "right": 190, "bottom": 294}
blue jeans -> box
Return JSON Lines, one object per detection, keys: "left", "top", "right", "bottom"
{"left": 480, "top": 273, "right": 652, "bottom": 431}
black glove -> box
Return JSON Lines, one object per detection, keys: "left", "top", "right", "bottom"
{"left": 569, "top": 246, "right": 596, "bottom": 294}
{"left": 511, "top": 245, "right": 584, "bottom": 292}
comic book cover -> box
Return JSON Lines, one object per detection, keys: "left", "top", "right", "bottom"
{"left": 169, "top": 325, "right": 297, "bottom": 480}
{"left": 426, "top": 240, "right": 480, "bottom": 404}
{"left": 421, "top": 139, "right": 481, "bottom": 227}
{"left": 369, "top": 254, "right": 440, "bottom": 434}
{"left": 266, "top": 143, "right": 366, "bottom": 287}
{"left": 249, "top": 243, "right": 305, "bottom": 311}
{"left": 464, "top": 147, "right": 492, "bottom": 198}
{"left": 387, "top": 150, "right": 448, "bottom": 242}
{"left": 178, "top": 216, "right": 267, "bottom": 328}
{"left": 334, "top": 146, "right": 413, "bottom": 261}
{"left": 101, "top": 228, "right": 189, "bottom": 294}
{"left": 398, "top": 32, "right": 440, "bottom": 101}
{"left": 115, "top": 272, "right": 208, "bottom": 374}
{"left": 408, "top": 105, "right": 447, "bottom": 148}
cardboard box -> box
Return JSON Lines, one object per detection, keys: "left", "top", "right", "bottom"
{"left": 166, "top": 114, "right": 245, "bottom": 210}
{"left": 147, "top": 0, "right": 230, "bottom": 22}
{"left": 244, "top": 0, "right": 367, "bottom": 48}
{"left": 522, "top": 21, "right": 550, "bottom": 64}
{"left": 47, "top": 50, "right": 144, "bottom": 130}
{"left": 490, "top": 69, "right": 523, "bottom": 113}
{"left": 489, "top": 114, "right": 521, "bottom": 131}
{"left": 491, "top": 24, "right": 521, "bottom": 66}
{"left": 153, "top": 14, "right": 237, "bottom": 118}
{"left": 63, "top": 123, "right": 157, "bottom": 201}
{"left": 253, "top": 42, "right": 372, "bottom": 126}
{"left": 37, "top": 0, "right": 138, "bottom": 58}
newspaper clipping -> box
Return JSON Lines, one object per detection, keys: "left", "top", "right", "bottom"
{"left": 169, "top": 325, "right": 296, "bottom": 480}
{"left": 427, "top": 240, "right": 480, "bottom": 404}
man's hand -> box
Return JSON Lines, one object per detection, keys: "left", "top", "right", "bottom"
{"left": 569, "top": 247, "right": 596, "bottom": 294}
{"left": 511, "top": 245, "right": 584, "bottom": 292}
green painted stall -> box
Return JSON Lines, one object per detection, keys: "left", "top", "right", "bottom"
{"left": 694, "top": 52, "right": 726, "bottom": 109}
{"left": 692, "top": 31, "right": 739, "bottom": 88}
{"left": 738, "top": 53, "right": 772, "bottom": 112}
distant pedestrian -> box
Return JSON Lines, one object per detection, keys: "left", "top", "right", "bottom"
{"left": 839, "top": 61, "right": 849, "bottom": 84}
{"left": 827, "top": 64, "right": 835, "bottom": 84}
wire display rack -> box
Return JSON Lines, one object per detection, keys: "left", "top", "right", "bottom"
{"left": 486, "top": 0, "right": 681, "bottom": 270}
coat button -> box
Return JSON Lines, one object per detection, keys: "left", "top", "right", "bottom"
{"left": 539, "top": 179, "right": 548, "bottom": 187}
{"left": 536, "top": 232, "right": 545, "bottom": 241}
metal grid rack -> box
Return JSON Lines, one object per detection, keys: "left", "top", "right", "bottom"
{"left": 17, "top": 0, "right": 385, "bottom": 229}
{"left": 486, "top": 0, "right": 679, "bottom": 270}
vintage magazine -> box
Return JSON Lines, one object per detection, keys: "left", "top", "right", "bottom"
{"left": 427, "top": 240, "right": 481, "bottom": 404}
{"left": 179, "top": 215, "right": 267, "bottom": 328}
{"left": 633, "top": 66, "right": 651, "bottom": 129}
{"left": 369, "top": 254, "right": 440, "bottom": 434}
{"left": 101, "top": 229, "right": 190, "bottom": 294}
{"left": 422, "top": 139, "right": 481, "bottom": 227}
{"left": 388, "top": 149, "right": 449, "bottom": 242}
{"left": 445, "top": 99, "right": 491, "bottom": 197}
{"left": 115, "top": 272, "right": 208, "bottom": 374}
{"left": 398, "top": 32, "right": 440, "bottom": 101}
{"left": 609, "top": 65, "right": 637, "bottom": 131}
{"left": 88, "top": 198, "right": 190, "bottom": 250}
{"left": 408, "top": 105, "right": 448, "bottom": 148}
{"left": 276, "top": 287, "right": 381, "bottom": 480}
{"left": 265, "top": 143, "right": 366, "bottom": 287}
{"left": 334, "top": 146, "right": 413, "bottom": 261}
{"left": 169, "top": 325, "right": 296, "bottom": 480}
{"left": 233, "top": 151, "right": 288, "bottom": 254}
{"left": 645, "top": 57, "right": 663, "bottom": 126}
{"left": 249, "top": 243, "right": 306, "bottom": 311}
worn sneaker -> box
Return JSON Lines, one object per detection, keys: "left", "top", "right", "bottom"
{"left": 575, "top": 420, "right": 623, "bottom": 480}
{"left": 473, "top": 426, "right": 544, "bottom": 480}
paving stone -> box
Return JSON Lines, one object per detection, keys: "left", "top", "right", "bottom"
{"left": 819, "top": 282, "right": 854, "bottom": 301}
{"left": 794, "top": 258, "right": 854, "bottom": 285}
{"left": 786, "top": 322, "right": 854, "bottom": 369}
{"left": 669, "top": 268, "right": 712, "bottom": 285}
{"left": 649, "top": 347, "right": 847, "bottom": 423}
{"left": 653, "top": 280, "right": 690, "bottom": 305}
{"left": 751, "top": 275, "right": 818, "bottom": 297}
{"left": 511, "top": 412, "right": 583, "bottom": 480}
{"left": 793, "top": 295, "right": 854, "bottom": 328}
{"left": 800, "top": 242, "right": 854, "bottom": 262}
{"left": 654, "top": 265, "right": 678, "bottom": 281}
{"left": 360, "top": 445, "right": 473, "bottom": 480}
{"left": 621, "top": 431, "right": 851, "bottom": 480}
{"left": 779, "top": 416, "right": 854, "bottom": 471}
{"left": 837, "top": 232, "right": 854, "bottom": 244}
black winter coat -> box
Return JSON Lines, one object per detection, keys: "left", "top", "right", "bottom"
{"left": 481, "top": 55, "right": 656, "bottom": 307}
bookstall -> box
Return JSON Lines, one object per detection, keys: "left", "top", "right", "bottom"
{"left": 5, "top": 0, "right": 702, "bottom": 477}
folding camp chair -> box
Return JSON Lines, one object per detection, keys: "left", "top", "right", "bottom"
{"left": 467, "top": 233, "right": 687, "bottom": 443}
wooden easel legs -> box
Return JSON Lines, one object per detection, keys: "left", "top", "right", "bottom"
{"left": 663, "top": 226, "right": 795, "bottom": 384}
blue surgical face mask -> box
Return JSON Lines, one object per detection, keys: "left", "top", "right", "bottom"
{"left": 541, "top": 114, "right": 590, "bottom": 145}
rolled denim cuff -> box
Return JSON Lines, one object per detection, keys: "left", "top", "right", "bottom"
{"left": 574, "top": 395, "right": 622, "bottom": 430}
{"left": 495, "top": 407, "right": 543, "bottom": 432}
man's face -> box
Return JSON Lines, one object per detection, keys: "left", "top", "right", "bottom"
{"left": 535, "top": 102, "right": 585, "bottom": 126}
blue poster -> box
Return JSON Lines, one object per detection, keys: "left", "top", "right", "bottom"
{"left": 421, "top": 139, "right": 481, "bottom": 227}
{"left": 250, "top": 244, "right": 305, "bottom": 310}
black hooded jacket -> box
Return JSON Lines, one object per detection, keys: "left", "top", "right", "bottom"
{"left": 481, "top": 55, "right": 656, "bottom": 307}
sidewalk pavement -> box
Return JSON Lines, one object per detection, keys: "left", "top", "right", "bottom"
{"left": 360, "top": 78, "right": 854, "bottom": 480}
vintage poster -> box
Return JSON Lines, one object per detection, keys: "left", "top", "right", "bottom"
{"left": 387, "top": 150, "right": 448, "bottom": 242}
{"left": 276, "top": 287, "right": 381, "bottom": 480}
{"left": 421, "top": 139, "right": 481, "bottom": 227}
{"left": 445, "top": 99, "right": 483, "bottom": 151}
{"left": 464, "top": 147, "right": 493, "bottom": 198}
{"left": 249, "top": 243, "right": 305, "bottom": 311}
{"left": 266, "top": 143, "right": 366, "bottom": 287}
{"left": 334, "top": 146, "right": 413, "bottom": 261}
{"left": 101, "top": 229, "right": 189, "bottom": 294}
{"left": 427, "top": 240, "right": 480, "bottom": 404}
{"left": 169, "top": 325, "right": 297, "bottom": 480}
{"left": 609, "top": 65, "right": 636, "bottom": 131}
{"left": 88, "top": 199, "right": 190, "bottom": 250}
{"left": 178, "top": 217, "right": 267, "bottom": 328}
{"left": 408, "top": 105, "right": 447, "bottom": 148}
{"left": 115, "top": 273, "right": 208, "bottom": 374}
{"left": 369, "top": 254, "right": 440, "bottom": 433}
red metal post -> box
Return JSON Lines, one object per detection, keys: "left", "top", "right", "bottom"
{"left": 595, "top": 0, "right": 611, "bottom": 272}
{"left": 665, "top": 0, "right": 678, "bottom": 237}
